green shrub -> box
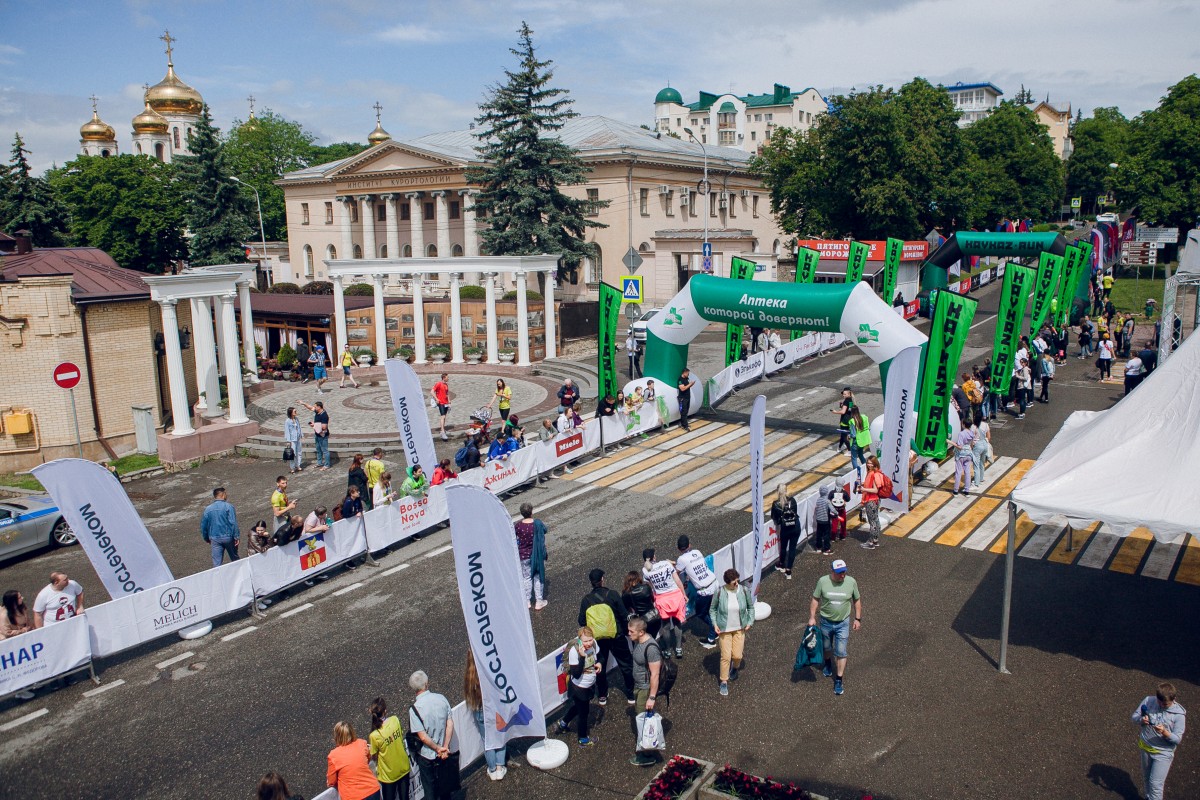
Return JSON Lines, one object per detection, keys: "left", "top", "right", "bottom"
{"left": 428, "top": 344, "right": 450, "bottom": 356}
{"left": 301, "top": 281, "right": 334, "bottom": 295}
{"left": 390, "top": 345, "right": 415, "bottom": 358}
{"left": 458, "top": 284, "right": 486, "bottom": 300}
{"left": 269, "top": 282, "right": 300, "bottom": 294}
{"left": 345, "top": 283, "right": 374, "bottom": 296}
{"left": 351, "top": 347, "right": 377, "bottom": 363}
{"left": 502, "top": 289, "right": 543, "bottom": 301}
{"left": 277, "top": 342, "right": 297, "bottom": 370}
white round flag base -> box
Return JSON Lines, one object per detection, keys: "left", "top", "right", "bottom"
{"left": 177, "top": 621, "right": 212, "bottom": 640}
{"left": 754, "top": 601, "right": 772, "bottom": 621}
{"left": 526, "top": 738, "right": 569, "bottom": 770}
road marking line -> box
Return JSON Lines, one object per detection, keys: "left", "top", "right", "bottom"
{"left": 280, "top": 603, "right": 314, "bottom": 618}
{"left": 0, "top": 709, "right": 48, "bottom": 731}
{"left": 333, "top": 582, "right": 365, "bottom": 596}
{"left": 935, "top": 496, "right": 1002, "bottom": 547}
{"left": 155, "top": 651, "right": 195, "bottom": 670}
{"left": 774, "top": 402, "right": 788, "bottom": 409}
{"left": 1173, "top": 535, "right": 1200, "bottom": 585}
{"left": 1074, "top": 529, "right": 1121, "bottom": 568}
{"left": 960, "top": 503, "right": 1011, "bottom": 550}
{"left": 382, "top": 563, "right": 411, "bottom": 576}
{"left": 83, "top": 680, "right": 125, "bottom": 698}
{"left": 985, "top": 458, "right": 1037, "bottom": 498}
{"left": 1019, "top": 521, "right": 1066, "bottom": 560}
{"left": 1046, "top": 523, "right": 1099, "bottom": 565}
{"left": 988, "top": 517, "right": 1037, "bottom": 553}
{"left": 1141, "top": 535, "right": 1186, "bottom": 580}
{"left": 221, "top": 626, "right": 258, "bottom": 642}
{"left": 910, "top": 494, "right": 974, "bottom": 542}
{"left": 970, "top": 313, "right": 997, "bottom": 331}
{"left": 610, "top": 453, "right": 693, "bottom": 491}
{"left": 593, "top": 450, "right": 679, "bottom": 487}
{"left": 423, "top": 545, "right": 454, "bottom": 558}
{"left": 1109, "top": 528, "right": 1154, "bottom": 574}
{"left": 885, "top": 491, "right": 951, "bottom": 538}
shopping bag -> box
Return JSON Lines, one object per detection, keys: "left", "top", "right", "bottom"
{"left": 636, "top": 711, "right": 666, "bottom": 751}
{"left": 793, "top": 624, "right": 824, "bottom": 670}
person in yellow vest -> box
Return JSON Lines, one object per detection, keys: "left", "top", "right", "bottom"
{"left": 848, "top": 407, "right": 871, "bottom": 481}
{"left": 340, "top": 344, "right": 360, "bottom": 389}
{"left": 365, "top": 448, "right": 386, "bottom": 494}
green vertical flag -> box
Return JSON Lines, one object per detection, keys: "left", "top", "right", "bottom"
{"left": 1029, "top": 251, "right": 1064, "bottom": 333}
{"left": 597, "top": 282, "right": 622, "bottom": 400}
{"left": 881, "top": 237, "right": 903, "bottom": 305}
{"left": 846, "top": 241, "right": 869, "bottom": 284}
{"left": 989, "top": 264, "right": 1036, "bottom": 397}
{"left": 724, "top": 256, "right": 756, "bottom": 366}
{"left": 790, "top": 247, "right": 819, "bottom": 341}
{"left": 914, "top": 290, "right": 978, "bottom": 458}
{"left": 1055, "top": 245, "right": 1082, "bottom": 327}
{"left": 1073, "top": 239, "right": 1095, "bottom": 305}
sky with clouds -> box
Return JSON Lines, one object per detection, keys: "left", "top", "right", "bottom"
{"left": 3, "top": 0, "right": 1197, "bottom": 174}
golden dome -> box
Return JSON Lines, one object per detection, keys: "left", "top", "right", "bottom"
{"left": 146, "top": 64, "right": 204, "bottom": 115}
{"left": 80, "top": 110, "right": 116, "bottom": 142}
{"left": 367, "top": 121, "right": 392, "bottom": 145}
{"left": 132, "top": 99, "right": 169, "bottom": 134}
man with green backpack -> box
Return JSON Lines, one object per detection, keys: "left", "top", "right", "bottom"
{"left": 577, "top": 568, "right": 635, "bottom": 706}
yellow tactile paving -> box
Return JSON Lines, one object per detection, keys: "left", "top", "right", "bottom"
{"left": 666, "top": 460, "right": 744, "bottom": 500}
{"left": 985, "top": 458, "right": 1036, "bottom": 498}
{"left": 989, "top": 517, "right": 1037, "bottom": 554}
{"left": 884, "top": 490, "right": 952, "bottom": 538}
{"left": 591, "top": 450, "right": 681, "bottom": 488}
{"left": 1173, "top": 536, "right": 1200, "bottom": 586}
{"left": 935, "top": 496, "right": 1003, "bottom": 547}
{"left": 1109, "top": 528, "right": 1155, "bottom": 574}
{"left": 1046, "top": 523, "right": 1100, "bottom": 565}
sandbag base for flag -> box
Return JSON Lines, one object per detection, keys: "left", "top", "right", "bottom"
{"left": 753, "top": 601, "right": 772, "bottom": 621}
{"left": 526, "top": 738, "right": 569, "bottom": 770}
{"left": 177, "top": 621, "right": 212, "bottom": 640}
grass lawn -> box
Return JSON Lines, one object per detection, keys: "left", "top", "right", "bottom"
{"left": 0, "top": 473, "right": 44, "bottom": 492}
{"left": 107, "top": 453, "right": 160, "bottom": 474}
{"left": 1110, "top": 264, "right": 1168, "bottom": 320}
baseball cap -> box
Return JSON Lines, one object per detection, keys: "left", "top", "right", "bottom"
{"left": 588, "top": 568, "right": 605, "bottom": 584}
{"left": 831, "top": 559, "right": 847, "bottom": 573}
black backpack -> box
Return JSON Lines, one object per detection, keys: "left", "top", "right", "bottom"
{"left": 454, "top": 444, "right": 471, "bottom": 470}
{"left": 647, "top": 641, "right": 678, "bottom": 701}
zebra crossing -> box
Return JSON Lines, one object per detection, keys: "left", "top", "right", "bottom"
{"left": 563, "top": 419, "right": 1200, "bottom": 586}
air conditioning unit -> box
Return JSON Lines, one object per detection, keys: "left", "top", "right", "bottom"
{"left": 718, "top": 196, "right": 728, "bottom": 209}
{"left": 740, "top": 189, "right": 751, "bottom": 198}
{"left": 679, "top": 189, "right": 690, "bottom": 207}
{"left": 658, "top": 185, "right": 672, "bottom": 195}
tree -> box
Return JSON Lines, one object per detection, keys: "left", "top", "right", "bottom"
{"left": 308, "top": 141, "right": 369, "bottom": 165}
{"left": 223, "top": 110, "right": 317, "bottom": 240}
{"left": 1115, "top": 75, "right": 1200, "bottom": 230}
{"left": 48, "top": 155, "right": 188, "bottom": 273}
{"left": 1013, "top": 85, "right": 1035, "bottom": 105}
{"left": 0, "top": 133, "right": 68, "bottom": 245}
{"left": 466, "top": 22, "right": 606, "bottom": 280}
{"left": 1066, "top": 107, "right": 1129, "bottom": 216}
{"left": 300, "top": 280, "right": 333, "bottom": 294}
{"left": 175, "top": 105, "right": 252, "bottom": 265}
{"left": 962, "top": 103, "right": 1064, "bottom": 224}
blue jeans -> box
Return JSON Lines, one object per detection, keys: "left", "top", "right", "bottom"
{"left": 819, "top": 616, "right": 850, "bottom": 659}
{"left": 472, "top": 708, "right": 507, "bottom": 771}
{"left": 849, "top": 443, "right": 865, "bottom": 478}
{"left": 210, "top": 537, "right": 238, "bottom": 568}
{"left": 287, "top": 439, "right": 302, "bottom": 469}
{"left": 314, "top": 435, "right": 330, "bottom": 467}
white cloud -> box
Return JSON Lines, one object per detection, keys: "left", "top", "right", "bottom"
{"left": 376, "top": 24, "right": 446, "bottom": 43}
{"left": 0, "top": 44, "right": 23, "bottom": 65}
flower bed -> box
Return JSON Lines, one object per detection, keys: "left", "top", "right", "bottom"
{"left": 699, "top": 765, "right": 827, "bottom": 800}
{"left": 636, "top": 755, "right": 717, "bottom": 800}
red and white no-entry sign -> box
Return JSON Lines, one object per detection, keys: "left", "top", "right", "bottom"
{"left": 53, "top": 361, "right": 82, "bottom": 390}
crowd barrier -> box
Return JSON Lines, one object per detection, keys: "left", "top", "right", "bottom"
{"left": 707, "top": 332, "right": 850, "bottom": 408}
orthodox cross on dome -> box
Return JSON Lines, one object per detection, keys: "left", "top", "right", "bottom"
{"left": 373, "top": 101, "right": 383, "bottom": 124}
{"left": 89, "top": 94, "right": 99, "bottom": 113}
{"left": 160, "top": 30, "right": 175, "bottom": 66}
{"left": 247, "top": 94, "right": 256, "bottom": 117}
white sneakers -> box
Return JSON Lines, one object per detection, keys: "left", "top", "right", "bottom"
{"left": 488, "top": 766, "right": 507, "bottom": 781}
{"left": 534, "top": 600, "right": 549, "bottom": 611}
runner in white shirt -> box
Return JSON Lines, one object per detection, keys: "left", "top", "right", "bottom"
{"left": 33, "top": 572, "right": 84, "bottom": 628}
{"left": 642, "top": 547, "right": 688, "bottom": 658}
{"left": 675, "top": 535, "right": 718, "bottom": 648}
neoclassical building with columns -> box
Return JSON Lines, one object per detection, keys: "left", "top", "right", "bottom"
{"left": 277, "top": 115, "right": 789, "bottom": 312}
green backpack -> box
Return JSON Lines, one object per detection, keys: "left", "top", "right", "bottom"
{"left": 584, "top": 593, "right": 618, "bottom": 640}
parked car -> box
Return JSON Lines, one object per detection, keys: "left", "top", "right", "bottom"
{"left": 1096, "top": 212, "right": 1119, "bottom": 224}
{"left": 630, "top": 307, "right": 663, "bottom": 344}
{"left": 0, "top": 495, "right": 76, "bottom": 563}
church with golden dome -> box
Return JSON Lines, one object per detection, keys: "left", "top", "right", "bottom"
{"left": 78, "top": 30, "right": 205, "bottom": 163}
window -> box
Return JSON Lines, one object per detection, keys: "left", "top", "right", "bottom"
{"left": 765, "top": 130, "right": 771, "bottom": 141}
{"left": 765, "top": 113, "right": 773, "bottom": 121}
{"left": 701, "top": 134, "right": 707, "bottom": 144}
{"left": 377, "top": 203, "right": 386, "bottom": 222}
{"left": 755, "top": 114, "right": 762, "bottom": 122}
{"left": 426, "top": 244, "right": 438, "bottom": 257}
{"left": 450, "top": 201, "right": 460, "bottom": 219}
{"left": 303, "top": 245, "right": 314, "bottom": 278}
{"left": 676, "top": 118, "right": 681, "bottom": 126}
{"left": 400, "top": 204, "right": 410, "bottom": 221}
{"left": 350, "top": 201, "right": 359, "bottom": 223}
{"left": 710, "top": 198, "right": 718, "bottom": 218}
{"left": 403, "top": 244, "right": 412, "bottom": 257}
{"left": 326, "top": 245, "right": 337, "bottom": 261}
{"left": 353, "top": 244, "right": 362, "bottom": 259}
{"left": 424, "top": 202, "right": 434, "bottom": 220}
{"left": 100, "top": 149, "right": 110, "bottom": 157}
{"left": 639, "top": 187, "right": 649, "bottom": 216}
{"left": 379, "top": 244, "right": 387, "bottom": 258}
{"left": 154, "top": 143, "right": 164, "bottom": 161}
{"left": 719, "top": 130, "right": 735, "bottom": 146}
{"left": 718, "top": 112, "right": 736, "bottom": 127}
{"left": 136, "top": 143, "right": 142, "bottom": 155}
{"left": 586, "top": 188, "right": 600, "bottom": 217}
{"left": 452, "top": 244, "right": 463, "bottom": 257}
{"left": 665, "top": 194, "right": 674, "bottom": 217}
{"left": 173, "top": 127, "right": 181, "bottom": 149}
{"left": 301, "top": 203, "right": 310, "bottom": 225}
{"left": 750, "top": 131, "right": 756, "bottom": 141}
{"left": 728, "top": 194, "right": 736, "bottom": 218}
{"left": 583, "top": 247, "right": 603, "bottom": 284}
{"left": 638, "top": 242, "right": 650, "bottom": 252}
{"left": 752, "top": 195, "right": 759, "bottom": 218}
{"left": 325, "top": 202, "right": 333, "bottom": 224}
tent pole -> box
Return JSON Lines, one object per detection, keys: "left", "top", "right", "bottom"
{"left": 999, "top": 498, "right": 1016, "bottom": 674}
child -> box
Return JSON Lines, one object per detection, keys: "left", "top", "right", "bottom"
{"left": 829, "top": 484, "right": 848, "bottom": 541}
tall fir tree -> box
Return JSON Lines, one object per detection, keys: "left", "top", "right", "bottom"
{"left": 175, "top": 105, "right": 252, "bottom": 265}
{"left": 0, "top": 133, "right": 68, "bottom": 246}
{"left": 466, "top": 22, "right": 606, "bottom": 282}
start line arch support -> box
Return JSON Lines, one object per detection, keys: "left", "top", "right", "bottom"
{"left": 642, "top": 272, "right": 927, "bottom": 512}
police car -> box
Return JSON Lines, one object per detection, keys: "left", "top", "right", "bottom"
{"left": 0, "top": 495, "right": 76, "bottom": 563}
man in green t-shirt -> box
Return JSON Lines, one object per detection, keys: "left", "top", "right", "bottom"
{"left": 808, "top": 559, "right": 862, "bottom": 696}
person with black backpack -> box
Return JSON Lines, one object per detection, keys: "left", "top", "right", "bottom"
{"left": 578, "top": 569, "right": 634, "bottom": 706}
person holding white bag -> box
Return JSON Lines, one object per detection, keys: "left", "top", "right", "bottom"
{"left": 627, "top": 617, "right": 663, "bottom": 767}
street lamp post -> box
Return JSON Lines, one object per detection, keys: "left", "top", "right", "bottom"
{"left": 231, "top": 176, "right": 268, "bottom": 287}
{"left": 683, "top": 127, "right": 710, "bottom": 272}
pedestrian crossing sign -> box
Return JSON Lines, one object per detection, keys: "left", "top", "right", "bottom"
{"left": 620, "top": 275, "right": 642, "bottom": 304}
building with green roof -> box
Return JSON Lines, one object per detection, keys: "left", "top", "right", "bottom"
{"left": 653, "top": 83, "right": 828, "bottom": 153}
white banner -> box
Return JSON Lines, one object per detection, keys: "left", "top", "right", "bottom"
{"left": 447, "top": 485, "right": 547, "bottom": 750}
{"left": 0, "top": 613, "right": 91, "bottom": 697}
{"left": 86, "top": 559, "right": 254, "bottom": 658}
{"left": 763, "top": 345, "right": 792, "bottom": 376}
{"left": 32, "top": 459, "right": 173, "bottom": 597}
{"left": 247, "top": 517, "right": 368, "bottom": 598}
{"left": 383, "top": 358, "right": 438, "bottom": 474}
{"left": 731, "top": 351, "right": 766, "bottom": 388}
{"left": 880, "top": 345, "right": 920, "bottom": 513}
{"left": 536, "top": 423, "right": 601, "bottom": 472}
{"left": 362, "top": 490, "right": 449, "bottom": 552}
{"left": 749, "top": 395, "right": 766, "bottom": 598}
{"left": 457, "top": 445, "right": 542, "bottom": 495}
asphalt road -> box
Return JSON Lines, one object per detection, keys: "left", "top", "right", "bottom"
{"left": 1, "top": 279, "right": 1195, "bottom": 800}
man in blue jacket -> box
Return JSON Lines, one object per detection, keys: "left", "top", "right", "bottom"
{"left": 200, "top": 487, "right": 240, "bottom": 567}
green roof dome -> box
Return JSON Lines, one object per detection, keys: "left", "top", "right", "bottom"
{"left": 655, "top": 87, "right": 683, "bottom": 104}
{"left": 718, "top": 101, "right": 737, "bottom": 113}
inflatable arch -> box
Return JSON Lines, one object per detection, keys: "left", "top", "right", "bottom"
{"left": 641, "top": 272, "right": 927, "bottom": 510}
{"left": 919, "top": 231, "right": 1068, "bottom": 293}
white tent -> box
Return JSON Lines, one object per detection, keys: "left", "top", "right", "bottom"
{"left": 994, "top": 328, "right": 1200, "bottom": 671}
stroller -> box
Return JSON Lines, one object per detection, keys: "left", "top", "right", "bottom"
{"left": 469, "top": 406, "right": 494, "bottom": 446}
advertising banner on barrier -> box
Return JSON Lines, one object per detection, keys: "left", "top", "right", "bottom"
{"left": 749, "top": 395, "right": 766, "bottom": 597}
{"left": 880, "top": 344, "right": 920, "bottom": 512}
{"left": 846, "top": 241, "right": 869, "bottom": 284}
{"left": 598, "top": 282, "right": 622, "bottom": 400}
{"left": 362, "top": 490, "right": 450, "bottom": 553}
{"left": 731, "top": 351, "right": 766, "bottom": 388}
{"left": 915, "top": 291, "right": 978, "bottom": 458}
{"left": 458, "top": 446, "right": 542, "bottom": 495}
{"left": 725, "top": 257, "right": 756, "bottom": 366}
{"left": 247, "top": 517, "right": 368, "bottom": 598}
{"left": 990, "top": 263, "right": 1036, "bottom": 397}
{"left": 0, "top": 613, "right": 90, "bottom": 697}
{"left": 383, "top": 359, "right": 437, "bottom": 475}
{"left": 86, "top": 559, "right": 254, "bottom": 658}
{"left": 1029, "top": 251, "right": 1063, "bottom": 333}
{"left": 447, "top": 485, "right": 547, "bottom": 750}
{"left": 537, "top": 423, "right": 601, "bottom": 472}
{"left": 764, "top": 345, "right": 792, "bottom": 376}
{"left": 32, "top": 459, "right": 173, "bottom": 598}
{"left": 881, "top": 237, "right": 903, "bottom": 305}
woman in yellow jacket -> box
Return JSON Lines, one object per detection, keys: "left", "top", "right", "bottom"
{"left": 340, "top": 345, "right": 360, "bottom": 389}
{"left": 367, "top": 697, "right": 411, "bottom": 800}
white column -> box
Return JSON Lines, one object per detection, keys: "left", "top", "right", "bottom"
{"left": 189, "top": 298, "right": 221, "bottom": 416}
{"left": 332, "top": 275, "right": 348, "bottom": 357}
{"left": 383, "top": 194, "right": 400, "bottom": 262}
{"left": 337, "top": 196, "right": 354, "bottom": 260}
{"left": 484, "top": 271, "right": 499, "bottom": 364}
{"left": 459, "top": 190, "right": 479, "bottom": 257}
{"left": 358, "top": 195, "right": 376, "bottom": 258}
{"left": 238, "top": 281, "right": 259, "bottom": 382}
{"left": 433, "top": 191, "right": 451, "bottom": 259}
{"left": 211, "top": 296, "right": 226, "bottom": 376}
{"left": 543, "top": 268, "right": 558, "bottom": 359}
{"left": 159, "top": 300, "right": 195, "bottom": 436}
{"left": 515, "top": 270, "right": 531, "bottom": 366}
{"left": 372, "top": 273, "right": 387, "bottom": 358}
{"left": 217, "top": 293, "right": 249, "bottom": 424}
{"left": 406, "top": 192, "right": 425, "bottom": 257}
{"left": 449, "top": 272, "right": 464, "bottom": 363}
{"left": 412, "top": 272, "right": 427, "bottom": 363}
